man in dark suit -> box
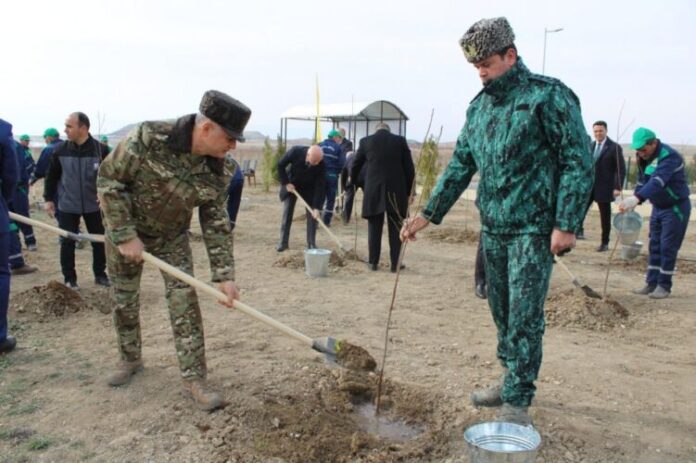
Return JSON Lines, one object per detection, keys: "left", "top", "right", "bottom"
{"left": 577, "top": 121, "right": 626, "bottom": 251}
{"left": 276, "top": 145, "right": 326, "bottom": 251}
{"left": 351, "top": 123, "right": 415, "bottom": 272}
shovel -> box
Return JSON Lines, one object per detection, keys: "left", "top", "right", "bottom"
{"left": 8, "top": 212, "right": 339, "bottom": 363}
{"left": 9, "top": 212, "right": 104, "bottom": 243}
{"left": 291, "top": 190, "right": 348, "bottom": 253}
{"left": 554, "top": 256, "right": 602, "bottom": 299}
{"left": 139, "top": 252, "right": 339, "bottom": 363}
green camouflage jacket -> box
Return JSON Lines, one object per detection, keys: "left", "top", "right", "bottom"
{"left": 97, "top": 114, "right": 235, "bottom": 282}
{"left": 423, "top": 57, "right": 592, "bottom": 235}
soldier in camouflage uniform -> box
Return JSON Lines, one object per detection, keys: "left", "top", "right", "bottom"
{"left": 401, "top": 17, "right": 592, "bottom": 425}
{"left": 98, "top": 90, "right": 251, "bottom": 411}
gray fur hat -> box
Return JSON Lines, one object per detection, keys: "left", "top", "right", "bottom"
{"left": 459, "top": 17, "right": 515, "bottom": 63}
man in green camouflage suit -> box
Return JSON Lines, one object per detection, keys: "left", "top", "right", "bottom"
{"left": 401, "top": 17, "right": 592, "bottom": 425}
{"left": 98, "top": 90, "right": 251, "bottom": 411}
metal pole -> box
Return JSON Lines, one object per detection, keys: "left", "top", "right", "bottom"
{"left": 542, "top": 27, "right": 563, "bottom": 75}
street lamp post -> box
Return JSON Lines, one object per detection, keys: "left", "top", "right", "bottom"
{"left": 542, "top": 27, "right": 564, "bottom": 75}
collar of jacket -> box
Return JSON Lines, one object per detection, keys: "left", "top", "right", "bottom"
{"left": 482, "top": 56, "right": 530, "bottom": 101}
{"left": 166, "top": 113, "right": 225, "bottom": 175}
{"left": 67, "top": 134, "right": 97, "bottom": 152}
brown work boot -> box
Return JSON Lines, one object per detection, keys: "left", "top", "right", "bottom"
{"left": 106, "top": 360, "right": 144, "bottom": 387}
{"left": 182, "top": 379, "right": 226, "bottom": 411}
{"left": 495, "top": 403, "right": 533, "bottom": 426}
{"left": 11, "top": 264, "right": 38, "bottom": 275}
{"left": 471, "top": 368, "right": 507, "bottom": 407}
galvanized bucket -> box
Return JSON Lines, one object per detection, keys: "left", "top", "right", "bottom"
{"left": 620, "top": 241, "right": 643, "bottom": 261}
{"left": 464, "top": 422, "right": 541, "bottom": 463}
{"left": 304, "top": 248, "right": 331, "bottom": 277}
{"left": 612, "top": 211, "right": 643, "bottom": 245}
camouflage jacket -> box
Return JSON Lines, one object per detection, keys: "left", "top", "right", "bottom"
{"left": 97, "top": 114, "right": 235, "bottom": 282}
{"left": 423, "top": 58, "right": 592, "bottom": 235}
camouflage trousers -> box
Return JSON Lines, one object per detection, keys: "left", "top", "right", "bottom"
{"left": 481, "top": 232, "right": 553, "bottom": 407}
{"left": 106, "top": 233, "right": 207, "bottom": 380}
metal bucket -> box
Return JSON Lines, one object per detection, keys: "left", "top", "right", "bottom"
{"left": 612, "top": 211, "right": 643, "bottom": 245}
{"left": 464, "top": 422, "right": 541, "bottom": 463}
{"left": 304, "top": 248, "right": 331, "bottom": 277}
{"left": 620, "top": 240, "right": 643, "bottom": 261}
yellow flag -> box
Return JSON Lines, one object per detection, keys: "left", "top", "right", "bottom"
{"left": 315, "top": 73, "right": 321, "bottom": 143}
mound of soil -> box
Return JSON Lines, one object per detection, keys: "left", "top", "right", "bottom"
{"left": 546, "top": 289, "right": 629, "bottom": 331}
{"left": 273, "top": 252, "right": 305, "bottom": 269}
{"left": 336, "top": 341, "right": 377, "bottom": 371}
{"left": 208, "top": 366, "right": 451, "bottom": 463}
{"left": 273, "top": 250, "right": 366, "bottom": 274}
{"left": 425, "top": 227, "right": 479, "bottom": 244}
{"left": 11, "top": 281, "right": 93, "bottom": 319}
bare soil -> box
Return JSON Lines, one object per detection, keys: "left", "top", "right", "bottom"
{"left": 1, "top": 187, "right": 695, "bottom": 462}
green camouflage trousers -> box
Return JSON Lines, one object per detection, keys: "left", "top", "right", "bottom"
{"left": 106, "top": 233, "right": 207, "bottom": 380}
{"left": 481, "top": 232, "right": 553, "bottom": 407}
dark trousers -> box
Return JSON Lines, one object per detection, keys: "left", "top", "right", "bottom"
{"left": 226, "top": 172, "right": 244, "bottom": 229}
{"left": 279, "top": 195, "right": 317, "bottom": 248}
{"left": 646, "top": 200, "right": 691, "bottom": 291}
{"left": 0, "top": 232, "right": 10, "bottom": 342}
{"left": 322, "top": 175, "right": 339, "bottom": 226}
{"left": 475, "top": 231, "right": 486, "bottom": 285}
{"left": 11, "top": 190, "right": 36, "bottom": 246}
{"left": 57, "top": 210, "right": 107, "bottom": 283}
{"left": 8, "top": 225, "right": 24, "bottom": 269}
{"left": 367, "top": 202, "right": 403, "bottom": 268}
{"left": 342, "top": 185, "right": 356, "bottom": 223}
{"left": 580, "top": 197, "right": 612, "bottom": 244}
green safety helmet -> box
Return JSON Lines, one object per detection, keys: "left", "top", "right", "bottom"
{"left": 43, "top": 127, "right": 60, "bottom": 138}
{"left": 19, "top": 134, "right": 30, "bottom": 141}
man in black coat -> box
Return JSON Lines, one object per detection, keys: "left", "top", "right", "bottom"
{"left": 577, "top": 121, "right": 626, "bottom": 251}
{"left": 340, "top": 150, "right": 366, "bottom": 224}
{"left": 351, "top": 123, "right": 415, "bottom": 272}
{"left": 276, "top": 145, "right": 326, "bottom": 251}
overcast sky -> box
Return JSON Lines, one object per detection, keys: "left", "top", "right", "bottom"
{"left": 2, "top": 0, "right": 694, "bottom": 144}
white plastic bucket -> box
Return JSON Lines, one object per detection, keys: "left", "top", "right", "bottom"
{"left": 304, "top": 248, "right": 331, "bottom": 277}
{"left": 239, "top": 197, "right": 251, "bottom": 211}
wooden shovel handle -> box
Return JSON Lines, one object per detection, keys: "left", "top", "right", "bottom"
{"left": 554, "top": 256, "right": 579, "bottom": 284}
{"left": 11, "top": 212, "right": 314, "bottom": 348}
{"left": 140, "top": 252, "right": 314, "bottom": 347}
{"left": 9, "top": 212, "right": 104, "bottom": 243}
{"left": 291, "top": 190, "right": 346, "bottom": 251}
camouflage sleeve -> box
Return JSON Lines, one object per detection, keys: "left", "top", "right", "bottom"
{"left": 540, "top": 85, "right": 593, "bottom": 232}
{"left": 421, "top": 128, "right": 477, "bottom": 224}
{"left": 97, "top": 127, "right": 143, "bottom": 244}
{"left": 199, "top": 192, "right": 235, "bottom": 282}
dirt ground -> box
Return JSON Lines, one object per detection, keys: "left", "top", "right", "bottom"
{"left": 1, "top": 185, "right": 695, "bottom": 463}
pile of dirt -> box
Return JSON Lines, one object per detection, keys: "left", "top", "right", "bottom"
{"left": 425, "top": 226, "right": 479, "bottom": 244}
{"left": 208, "top": 365, "right": 452, "bottom": 463}
{"left": 10, "top": 281, "right": 95, "bottom": 319}
{"left": 336, "top": 341, "right": 377, "bottom": 371}
{"left": 273, "top": 251, "right": 305, "bottom": 269}
{"left": 546, "top": 289, "right": 630, "bottom": 331}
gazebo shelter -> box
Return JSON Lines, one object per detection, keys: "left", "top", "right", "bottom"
{"left": 279, "top": 100, "right": 408, "bottom": 149}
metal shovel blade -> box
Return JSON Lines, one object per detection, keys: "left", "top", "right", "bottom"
{"left": 581, "top": 284, "right": 602, "bottom": 299}
{"left": 311, "top": 336, "right": 338, "bottom": 364}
